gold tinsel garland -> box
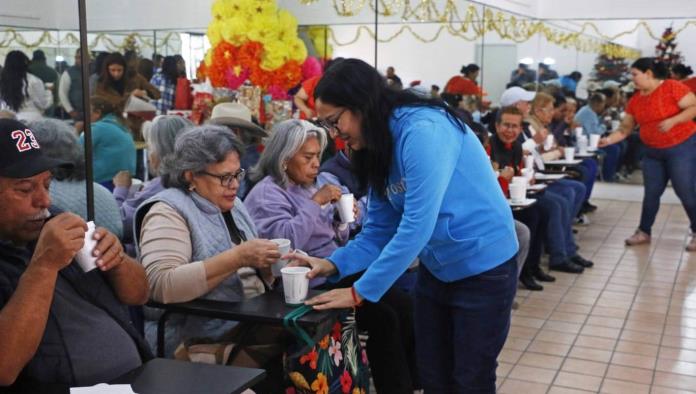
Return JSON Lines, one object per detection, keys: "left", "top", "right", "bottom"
{"left": 0, "top": 29, "right": 181, "bottom": 52}
{"left": 302, "top": 0, "right": 696, "bottom": 59}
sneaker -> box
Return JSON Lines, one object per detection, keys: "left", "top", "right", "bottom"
{"left": 687, "top": 236, "right": 696, "bottom": 252}
{"left": 575, "top": 214, "right": 590, "bottom": 226}
{"left": 625, "top": 230, "right": 651, "bottom": 246}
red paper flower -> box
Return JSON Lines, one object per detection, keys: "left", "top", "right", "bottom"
{"left": 340, "top": 370, "right": 352, "bottom": 393}
{"left": 300, "top": 348, "right": 318, "bottom": 370}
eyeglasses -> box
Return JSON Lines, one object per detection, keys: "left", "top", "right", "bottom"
{"left": 199, "top": 168, "right": 246, "bottom": 187}
{"left": 315, "top": 109, "right": 346, "bottom": 137}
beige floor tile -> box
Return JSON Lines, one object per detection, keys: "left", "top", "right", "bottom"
{"left": 654, "top": 371, "right": 696, "bottom": 391}
{"left": 621, "top": 329, "right": 663, "bottom": 345}
{"left": 512, "top": 316, "right": 547, "bottom": 329}
{"left": 574, "top": 335, "right": 618, "bottom": 350}
{"left": 615, "top": 341, "right": 660, "bottom": 357}
{"left": 508, "top": 325, "right": 539, "bottom": 340}
{"left": 544, "top": 320, "right": 584, "bottom": 334}
{"left": 591, "top": 306, "right": 630, "bottom": 319}
{"left": 518, "top": 352, "right": 565, "bottom": 370}
{"left": 550, "top": 311, "right": 589, "bottom": 324}
{"left": 656, "top": 359, "right": 696, "bottom": 377}
{"left": 548, "top": 386, "right": 595, "bottom": 394}
{"left": 498, "top": 348, "right": 523, "bottom": 364}
{"left": 568, "top": 346, "right": 614, "bottom": 363}
{"left": 605, "top": 364, "right": 654, "bottom": 385}
{"left": 659, "top": 347, "right": 696, "bottom": 363}
{"left": 612, "top": 352, "right": 657, "bottom": 370}
{"left": 554, "top": 371, "right": 603, "bottom": 391}
{"left": 662, "top": 336, "right": 696, "bottom": 352}
{"left": 498, "top": 378, "right": 549, "bottom": 394}
{"left": 508, "top": 364, "right": 558, "bottom": 384}
{"left": 528, "top": 340, "right": 572, "bottom": 357}
{"left": 650, "top": 386, "right": 696, "bottom": 394}
{"left": 561, "top": 358, "right": 608, "bottom": 377}
{"left": 600, "top": 378, "right": 650, "bottom": 394}
{"left": 556, "top": 303, "right": 595, "bottom": 314}
{"left": 497, "top": 362, "right": 514, "bottom": 378}
{"left": 586, "top": 315, "right": 627, "bottom": 329}
{"left": 535, "top": 329, "right": 578, "bottom": 345}
{"left": 503, "top": 337, "right": 531, "bottom": 352}
{"left": 581, "top": 324, "right": 623, "bottom": 339}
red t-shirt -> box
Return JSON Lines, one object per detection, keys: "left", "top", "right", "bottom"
{"left": 626, "top": 79, "right": 696, "bottom": 148}
{"left": 682, "top": 77, "right": 696, "bottom": 94}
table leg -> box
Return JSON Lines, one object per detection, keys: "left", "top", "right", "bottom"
{"left": 157, "top": 310, "right": 172, "bottom": 358}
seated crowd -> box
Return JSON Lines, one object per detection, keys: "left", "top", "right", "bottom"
{"left": 1, "top": 52, "right": 683, "bottom": 392}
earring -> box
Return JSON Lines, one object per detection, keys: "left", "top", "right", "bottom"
{"left": 282, "top": 163, "right": 288, "bottom": 171}
{"left": 188, "top": 184, "right": 196, "bottom": 192}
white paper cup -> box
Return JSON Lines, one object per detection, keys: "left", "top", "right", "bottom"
{"left": 337, "top": 193, "right": 355, "bottom": 224}
{"left": 281, "top": 266, "right": 310, "bottom": 305}
{"left": 574, "top": 127, "right": 583, "bottom": 140}
{"left": 544, "top": 135, "right": 554, "bottom": 151}
{"left": 524, "top": 155, "right": 535, "bottom": 171}
{"left": 271, "top": 239, "right": 292, "bottom": 277}
{"left": 564, "top": 147, "right": 575, "bottom": 161}
{"left": 509, "top": 183, "right": 527, "bottom": 204}
{"left": 75, "top": 221, "right": 98, "bottom": 272}
{"left": 577, "top": 136, "right": 588, "bottom": 154}
{"left": 589, "top": 134, "right": 600, "bottom": 149}
{"left": 130, "top": 178, "right": 143, "bottom": 195}
{"left": 521, "top": 168, "right": 534, "bottom": 182}
{"left": 512, "top": 176, "right": 527, "bottom": 185}
{"left": 611, "top": 120, "right": 620, "bottom": 131}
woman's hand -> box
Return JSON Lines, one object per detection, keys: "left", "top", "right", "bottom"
{"left": 353, "top": 200, "right": 360, "bottom": 221}
{"left": 132, "top": 89, "right": 147, "bottom": 99}
{"left": 658, "top": 117, "right": 677, "bottom": 133}
{"left": 305, "top": 288, "right": 362, "bottom": 310}
{"left": 233, "top": 239, "right": 281, "bottom": 269}
{"left": 311, "top": 185, "right": 342, "bottom": 206}
{"left": 499, "top": 166, "right": 514, "bottom": 181}
{"left": 285, "top": 251, "right": 337, "bottom": 279}
{"left": 598, "top": 136, "right": 612, "bottom": 148}
{"left": 113, "top": 170, "right": 132, "bottom": 188}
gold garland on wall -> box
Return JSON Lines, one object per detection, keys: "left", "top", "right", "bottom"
{"left": 0, "top": 29, "right": 181, "bottom": 52}
{"left": 301, "top": 0, "right": 696, "bottom": 59}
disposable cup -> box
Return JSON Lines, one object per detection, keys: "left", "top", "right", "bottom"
{"left": 564, "top": 147, "right": 575, "bottom": 161}
{"left": 577, "top": 136, "right": 588, "bottom": 154}
{"left": 509, "top": 183, "right": 527, "bottom": 204}
{"left": 589, "top": 134, "right": 600, "bottom": 149}
{"left": 271, "top": 238, "right": 292, "bottom": 277}
{"left": 337, "top": 193, "right": 355, "bottom": 224}
{"left": 75, "top": 221, "right": 98, "bottom": 272}
{"left": 524, "top": 155, "right": 535, "bottom": 171}
{"left": 544, "top": 135, "right": 554, "bottom": 151}
{"left": 281, "top": 266, "right": 310, "bottom": 305}
{"left": 512, "top": 176, "right": 527, "bottom": 185}
{"left": 521, "top": 168, "right": 534, "bottom": 182}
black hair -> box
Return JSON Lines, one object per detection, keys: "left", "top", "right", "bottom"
{"left": 32, "top": 50, "right": 46, "bottom": 62}
{"left": 431, "top": 84, "right": 440, "bottom": 91}
{"left": 569, "top": 71, "right": 582, "bottom": 81}
{"left": 671, "top": 64, "right": 694, "bottom": 79}
{"left": 161, "top": 56, "right": 179, "bottom": 85}
{"left": 173, "top": 55, "right": 186, "bottom": 77}
{"left": 598, "top": 88, "right": 616, "bottom": 100}
{"left": 461, "top": 63, "right": 480, "bottom": 76}
{"left": 93, "top": 52, "right": 109, "bottom": 76}
{"left": 588, "top": 92, "right": 606, "bottom": 105}
{"left": 631, "top": 57, "right": 669, "bottom": 80}
{"left": 0, "top": 51, "right": 30, "bottom": 112}
{"left": 552, "top": 92, "right": 567, "bottom": 108}
{"left": 315, "top": 58, "right": 466, "bottom": 197}
{"left": 98, "top": 52, "right": 127, "bottom": 95}
{"left": 138, "top": 58, "right": 154, "bottom": 81}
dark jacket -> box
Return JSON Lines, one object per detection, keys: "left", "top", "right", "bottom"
{"left": 0, "top": 240, "right": 152, "bottom": 393}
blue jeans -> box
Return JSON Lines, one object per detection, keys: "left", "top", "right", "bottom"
{"left": 537, "top": 191, "right": 577, "bottom": 265}
{"left": 548, "top": 179, "right": 586, "bottom": 218}
{"left": 639, "top": 134, "right": 696, "bottom": 235}
{"left": 599, "top": 144, "right": 622, "bottom": 181}
{"left": 579, "top": 159, "right": 599, "bottom": 201}
{"left": 414, "top": 257, "right": 517, "bottom": 393}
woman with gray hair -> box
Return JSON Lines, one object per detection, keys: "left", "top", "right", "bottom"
{"left": 244, "top": 119, "right": 419, "bottom": 392}
{"left": 112, "top": 115, "right": 193, "bottom": 255}
{"left": 133, "top": 125, "right": 282, "bottom": 369}
{"left": 245, "top": 119, "right": 349, "bottom": 257}
{"left": 29, "top": 118, "right": 123, "bottom": 238}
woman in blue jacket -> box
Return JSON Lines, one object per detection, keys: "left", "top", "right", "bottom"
{"left": 291, "top": 58, "right": 518, "bottom": 392}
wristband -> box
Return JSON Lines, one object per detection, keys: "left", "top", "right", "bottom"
{"left": 351, "top": 286, "right": 363, "bottom": 307}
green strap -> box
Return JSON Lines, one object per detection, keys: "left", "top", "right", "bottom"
{"left": 283, "top": 305, "right": 315, "bottom": 347}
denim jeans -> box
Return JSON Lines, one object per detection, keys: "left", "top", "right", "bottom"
{"left": 537, "top": 191, "right": 577, "bottom": 265}
{"left": 599, "top": 144, "right": 622, "bottom": 181}
{"left": 579, "top": 159, "right": 599, "bottom": 201}
{"left": 548, "top": 179, "right": 586, "bottom": 218}
{"left": 414, "top": 257, "right": 517, "bottom": 393}
{"left": 639, "top": 133, "right": 696, "bottom": 235}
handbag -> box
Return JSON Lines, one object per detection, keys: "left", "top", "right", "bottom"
{"left": 284, "top": 306, "right": 370, "bottom": 394}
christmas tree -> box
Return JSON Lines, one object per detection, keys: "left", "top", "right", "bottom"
{"left": 655, "top": 27, "right": 683, "bottom": 67}
{"left": 592, "top": 54, "right": 629, "bottom": 83}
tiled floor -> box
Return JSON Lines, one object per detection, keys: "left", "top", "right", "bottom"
{"left": 498, "top": 198, "right": 696, "bottom": 393}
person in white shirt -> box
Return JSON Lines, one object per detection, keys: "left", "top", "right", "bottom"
{"left": 0, "top": 51, "right": 51, "bottom": 123}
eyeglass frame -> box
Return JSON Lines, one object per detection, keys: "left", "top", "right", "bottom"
{"left": 314, "top": 109, "right": 346, "bottom": 138}
{"left": 198, "top": 168, "right": 246, "bottom": 188}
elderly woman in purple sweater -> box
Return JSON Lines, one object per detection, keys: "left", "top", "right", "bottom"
{"left": 244, "top": 119, "right": 420, "bottom": 393}
{"left": 112, "top": 115, "right": 193, "bottom": 255}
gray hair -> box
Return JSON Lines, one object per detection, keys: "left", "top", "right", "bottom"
{"left": 29, "top": 118, "right": 84, "bottom": 181}
{"left": 160, "top": 124, "right": 245, "bottom": 190}
{"left": 249, "top": 119, "right": 327, "bottom": 188}
{"left": 148, "top": 115, "right": 194, "bottom": 174}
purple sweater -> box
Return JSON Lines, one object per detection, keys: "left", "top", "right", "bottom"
{"left": 113, "top": 177, "right": 164, "bottom": 255}
{"left": 243, "top": 176, "right": 349, "bottom": 258}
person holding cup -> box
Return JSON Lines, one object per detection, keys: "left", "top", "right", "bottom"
{"left": 599, "top": 57, "right": 696, "bottom": 251}
{"left": 134, "top": 126, "right": 283, "bottom": 362}
{"left": 575, "top": 93, "right": 624, "bottom": 182}
{"left": 244, "top": 119, "right": 419, "bottom": 392}
{"left": 289, "top": 59, "right": 519, "bottom": 392}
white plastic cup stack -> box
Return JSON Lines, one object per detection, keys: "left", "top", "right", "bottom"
{"left": 577, "top": 135, "right": 588, "bottom": 155}
{"left": 336, "top": 193, "right": 355, "bottom": 224}
{"left": 544, "top": 135, "right": 554, "bottom": 151}
{"left": 512, "top": 176, "right": 527, "bottom": 186}
{"left": 575, "top": 127, "right": 584, "bottom": 141}
{"left": 281, "top": 266, "right": 310, "bottom": 305}
{"left": 271, "top": 238, "right": 292, "bottom": 277}
{"left": 509, "top": 183, "right": 527, "bottom": 204}
{"left": 521, "top": 168, "right": 535, "bottom": 183}
{"left": 589, "top": 134, "right": 600, "bottom": 150}
{"left": 75, "top": 221, "right": 98, "bottom": 272}
{"left": 130, "top": 178, "right": 143, "bottom": 196}
{"left": 564, "top": 147, "right": 575, "bottom": 161}
{"left": 524, "top": 155, "right": 535, "bottom": 171}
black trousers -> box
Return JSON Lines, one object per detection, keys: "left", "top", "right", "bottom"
{"left": 513, "top": 204, "right": 544, "bottom": 277}
{"left": 325, "top": 273, "right": 418, "bottom": 393}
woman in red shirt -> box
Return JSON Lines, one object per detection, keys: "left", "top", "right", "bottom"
{"left": 600, "top": 58, "right": 696, "bottom": 251}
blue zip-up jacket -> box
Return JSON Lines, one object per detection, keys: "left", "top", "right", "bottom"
{"left": 328, "top": 106, "right": 518, "bottom": 302}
